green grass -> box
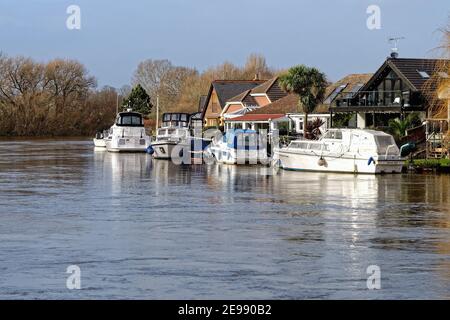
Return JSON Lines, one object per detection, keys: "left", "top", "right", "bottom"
{"left": 409, "top": 159, "right": 450, "bottom": 168}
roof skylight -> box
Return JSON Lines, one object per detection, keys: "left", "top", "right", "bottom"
{"left": 417, "top": 70, "right": 430, "bottom": 78}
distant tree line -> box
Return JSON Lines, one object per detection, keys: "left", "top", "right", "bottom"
{"left": 0, "top": 53, "right": 120, "bottom": 136}
{"left": 0, "top": 53, "right": 279, "bottom": 136}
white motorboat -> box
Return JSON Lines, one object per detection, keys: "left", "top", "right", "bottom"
{"left": 151, "top": 113, "right": 191, "bottom": 159}
{"left": 206, "top": 129, "right": 268, "bottom": 165}
{"left": 93, "top": 130, "right": 110, "bottom": 148}
{"left": 99, "top": 109, "right": 151, "bottom": 153}
{"left": 273, "top": 129, "right": 404, "bottom": 174}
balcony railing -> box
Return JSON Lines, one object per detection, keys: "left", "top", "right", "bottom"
{"left": 332, "top": 90, "right": 415, "bottom": 108}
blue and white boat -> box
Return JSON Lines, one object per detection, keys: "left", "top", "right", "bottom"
{"left": 206, "top": 129, "right": 268, "bottom": 165}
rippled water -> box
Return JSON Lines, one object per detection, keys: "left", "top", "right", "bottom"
{"left": 0, "top": 138, "right": 449, "bottom": 299}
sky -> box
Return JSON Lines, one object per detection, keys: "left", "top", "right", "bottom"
{"left": 0, "top": 0, "right": 448, "bottom": 88}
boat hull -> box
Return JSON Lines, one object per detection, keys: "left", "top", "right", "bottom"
{"left": 209, "top": 146, "right": 267, "bottom": 165}
{"left": 106, "top": 137, "right": 151, "bottom": 153}
{"left": 151, "top": 141, "right": 180, "bottom": 159}
{"left": 275, "top": 150, "right": 403, "bottom": 174}
{"left": 93, "top": 138, "right": 107, "bottom": 148}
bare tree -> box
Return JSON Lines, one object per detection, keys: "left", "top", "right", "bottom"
{"left": 132, "top": 59, "right": 197, "bottom": 113}
{"left": 45, "top": 59, "right": 96, "bottom": 114}
{"left": 132, "top": 59, "right": 173, "bottom": 103}
{"left": 243, "top": 53, "right": 272, "bottom": 79}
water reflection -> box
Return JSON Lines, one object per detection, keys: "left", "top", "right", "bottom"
{"left": 0, "top": 139, "right": 449, "bottom": 299}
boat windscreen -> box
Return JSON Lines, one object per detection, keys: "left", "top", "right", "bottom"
{"left": 375, "top": 135, "right": 398, "bottom": 155}
{"left": 117, "top": 115, "right": 143, "bottom": 126}
{"left": 289, "top": 142, "right": 309, "bottom": 149}
{"left": 323, "top": 131, "right": 342, "bottom": 140}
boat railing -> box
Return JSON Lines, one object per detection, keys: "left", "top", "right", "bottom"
{"left": 384, "top": 144, "right": 398, "bottom": 157}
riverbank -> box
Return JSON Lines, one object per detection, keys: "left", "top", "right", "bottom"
{"left": 406, "top": 159, "right": 450, "bottom": 174}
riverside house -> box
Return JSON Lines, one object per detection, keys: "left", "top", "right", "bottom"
{"left": 224, "top": 74, "right": 372, "bottom": 135}
{"left": 201, "top": 79, "right": 266, "bottom": 128}
{"left": 329, "top": 57, "right": 449, "bottom": 129}
{"left": 329, "top": 56, "right": 450, "bottom": 158}
{"left": 220, "top": 77, "right": 288, "bottom": 121}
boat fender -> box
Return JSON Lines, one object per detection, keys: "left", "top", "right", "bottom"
{"left": 318, "top": 157, "right": 326, "bottom": 167}
{"left": 146, "top": 145, "right": 154, "bottom": 155}
{"left": 368, "top": 157, "right": 375, "bottom": 166}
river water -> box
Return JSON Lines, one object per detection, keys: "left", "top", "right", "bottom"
{"left": 0, "top": 138, "right": 449, "bottom": 299}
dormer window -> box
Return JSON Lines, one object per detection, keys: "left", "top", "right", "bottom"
{"left": 417, "top": 70, "right": 430, "bottom": 78}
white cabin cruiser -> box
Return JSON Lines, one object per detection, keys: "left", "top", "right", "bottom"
{"left": 103, "top": 110, "right": 151, "bottom": 152}
{"left": 207, "top": 129, "right": 268, "bottom": 165}
{"left": 274, "top": 129, "right": 403, "bottom": 174}
{"left": 151, "top": 113, "right": 191, "bottom": 159}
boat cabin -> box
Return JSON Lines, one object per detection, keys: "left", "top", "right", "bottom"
{"left": 161, "top": 113, "right": 190, "bottom": 128}
{"left": 156, "top": 127, "right": 190, "bottom": 141}
{"left": 287, "top": 129, "right": 399, "bottom": 156}
{"left": 115, "top": 112, "right": 144, "bottom": 127}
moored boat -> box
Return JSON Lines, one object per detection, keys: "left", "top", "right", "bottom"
{"left": 206, "top": 129, "right": 268, "bottom": 165}
{"left": 151, "top": 113, "right": 191, "bottom": 159}
{"left": 104, "top": 109, "right": 151, "bottom": 153}
{"left": 273, "top": 129, "right": 403, "bottom": 174}
{"left": 93, "top": 130, "right": 110, "bottom": 149}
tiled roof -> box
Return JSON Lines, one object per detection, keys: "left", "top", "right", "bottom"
{"left": 227, "top": 114, "right": 286, "bottom": 122}
{"left": 251, "top": 77, "right": 278, "bottom": 94}
{"left": 250, "top": 77, "right": 287, "bottom": 102}
{"left": 226, "top": 89, "right": 257, "bottom": 106}
{"left": 389, "top": 58, "right": 448, "bottom": 91}
{"left": 246, "top": 94, "right": 300, "bottom": 115}
{"left": 361, "top": 58, "right": 450, "bottom": 93}
{"left": 212, "top": 80, "right": 266, "bottom": 108}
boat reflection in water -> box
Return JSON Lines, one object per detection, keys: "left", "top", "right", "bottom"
{"left": 1, "top": 139, "right": 450, "bottom": 299}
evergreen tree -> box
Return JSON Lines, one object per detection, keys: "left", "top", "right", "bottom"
{"left": 122, "top": 84, "right": 152, "bottom": 115}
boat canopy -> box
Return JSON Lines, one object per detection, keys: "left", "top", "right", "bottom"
{"left": 116, "top": 112, "right": 144, "bottom": 127}
{"left": 224, "top": 129, "right": 261, "bottom": 150}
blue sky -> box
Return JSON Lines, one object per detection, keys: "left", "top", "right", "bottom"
{"left": 0, "top": 0, "right": 448, "bottom": 87}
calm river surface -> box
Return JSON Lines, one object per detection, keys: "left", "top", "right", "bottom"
{"left": 0, "top": 138, "right": 449, "bottom": 299}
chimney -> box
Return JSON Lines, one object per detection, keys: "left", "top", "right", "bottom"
{"left": 253, "top": 73, "right": 260, "bottom": 81}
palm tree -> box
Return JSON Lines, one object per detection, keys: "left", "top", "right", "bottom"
{"left": 279, "top": 65, "right": 327, "bottom": 137}
{"left": 388, "top": 112, "right": 422, "bottom": 138}
{"left": 388, "top": 118, "right": 409, "bottom": 138}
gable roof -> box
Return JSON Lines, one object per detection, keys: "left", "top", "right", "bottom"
{"left": 250, "top": 76, "right": 287, "bottom": 102}
{"left": 211, "top": 80, "right": 265, "bottom": 107}
{"left": 361, "top": 58, "right": 449, "bottom": 92}
{"left": 201, "top": 80, "right": 265, "bottom": 119}
{"left": 226, "top": 89, "right": 257, "bottom": 106}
